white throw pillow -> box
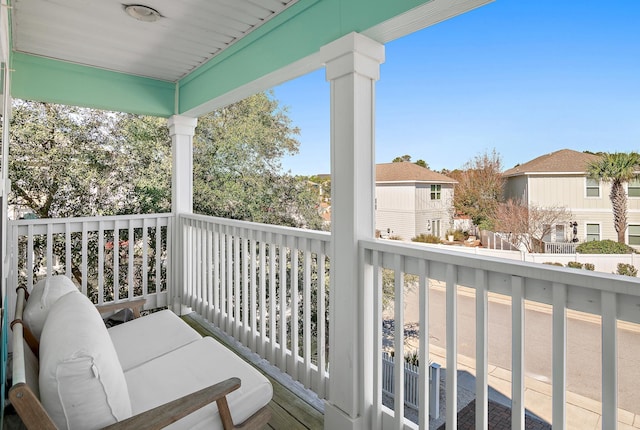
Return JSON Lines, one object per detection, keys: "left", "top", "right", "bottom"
{"left": 23, "top": 276, "right": 78, "bottom": 341}
{"left": 39, "top": 291, "right": 132, "bottom": 430}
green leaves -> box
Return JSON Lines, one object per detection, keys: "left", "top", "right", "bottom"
{"left": 10, "top": 93, "right": 324, "bottom": 231}
{"left": 193, "top": 92, "right": 324, "bottom": 230}
{"left": 9, "top": 101, "right": 171, "bottom": 218}
{"left": 587, "top": 152, "right": 640, "bottom": 242}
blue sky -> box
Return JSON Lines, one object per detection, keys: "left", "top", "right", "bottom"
{"left": 274, "top": 0, "right": 640, "bottom": 176}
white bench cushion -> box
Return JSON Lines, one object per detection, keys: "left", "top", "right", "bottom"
{"left": 23, "top": 275, "right": 78, "bottom": 341}
{"left": 108, "top": 310, "right": 201, "bottom": 371}
{"left": 125, "top": 337, "right": 272, "bottom": 430}
{"left": 40, "top": 292, "right": 132, "bottom": 430}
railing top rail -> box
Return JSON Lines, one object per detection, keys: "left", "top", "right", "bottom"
{"left": 180, "top": 212, "right": 330, "bottom": 243}
{"left": 9, "top": 212, "right": 173, "bottom": 227}
{"left": 361, "top": 238, "right": 640, "bottom": 298}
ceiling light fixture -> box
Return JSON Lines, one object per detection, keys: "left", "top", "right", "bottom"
{"left": 124, "top": 4, "right": 162, "bottom": 22}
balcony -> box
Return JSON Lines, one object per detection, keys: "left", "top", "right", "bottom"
{"left": 1, "top": 2, "right": 639, "bottom": 428}
{"left": 7, "top": 212, "right": 640, "bottom": 429}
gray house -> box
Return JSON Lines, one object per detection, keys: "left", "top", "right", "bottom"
{"left": 376, "top": 162, "right": 456, "bottom": 240}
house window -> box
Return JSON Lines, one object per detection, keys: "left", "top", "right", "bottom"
{"left": 586, "top": 178, "right": 600, "bottom": 197}
{"left": 629, "top": 225, "right": 640, "bottom": 245}
{"left": 629, "top": 179, "right": 640, "bottom": 198}
{"left": 430, "top": 184, "right": 441, "bottom": 200}
{"left": 586, "top": 223, "right": 600, "bottom": 241}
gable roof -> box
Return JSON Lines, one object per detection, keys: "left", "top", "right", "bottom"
{"left": 503, "top": 149, "right": 600, "bottom": 177}
{"left": 376, "top": 162, "right": 456, "bottom": 183}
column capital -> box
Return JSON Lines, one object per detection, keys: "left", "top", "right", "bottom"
{"left": 167, "top": 115, "right": 198, "bottom": 136}
{"left": 320, "top": 32, "right": 385, "bottom": 81}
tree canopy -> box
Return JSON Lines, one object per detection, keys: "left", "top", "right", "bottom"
{"left": 192, "top": 92, "right": 324, "bottom": 230}
{"left": 492, "top": 199, "right": 571, "bottom": 252}
{"left": 9, "top": 100, "right": 169, "bottom": 218}
{"left": 9, "top": 93, "right": 324, "bottom": 230}
{"left": 451, "top": 149, "right": 504, "bottom": 230}
{"left": 391, "top": 155, "right": 428, "bottom": 169}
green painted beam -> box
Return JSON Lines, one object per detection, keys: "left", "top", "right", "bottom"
{"left": 177, "top": 0, "right": 434, "bottom": 113}
{"left": 11, "top": 53, "right": 175, "bottom": 117}
{"left": 10, "top": 0, "right": 437, "bottom": 116}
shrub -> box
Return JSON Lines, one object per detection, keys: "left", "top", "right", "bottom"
{"left": 445, "top": 229, "right": 465, "bottom": 241}
{"left": 542, "top": 262, "right": 564, "bottom": 266}
{"left": 412, "top": 234, "right": 441, "bottom": 244}
{"left": 583, "top": 263, "right": 595, "bottom": 271}
{"left": 576, "top": 240, "right": 636, "bottom": 254}
{"left": 566, "top": 261, "right": 584, "bottom": 269}
{"left": 388, "top": 235, "right": 403, "bottom": 241}
{"left": 405, "top": 350, "right": 419, "bottom": 366}
{"left": 616, "top": 263, "right": 638, "bottom": 277}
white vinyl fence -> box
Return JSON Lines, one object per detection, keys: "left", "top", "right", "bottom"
{"left": 381, "top": 352, "right": 440, "bottom": 419}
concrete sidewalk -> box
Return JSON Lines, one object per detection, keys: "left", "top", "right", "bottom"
{"left": 428, "top": 344, "right": 640, "bottom": 430}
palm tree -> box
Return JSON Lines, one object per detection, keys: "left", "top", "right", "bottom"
{"left": 587, "top": 152, "right": 640, "bottom": 243}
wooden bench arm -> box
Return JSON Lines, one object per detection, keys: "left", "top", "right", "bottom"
{"left": 95, "top": 298, "right": 147, "bottom": 319}
{"left": 101, "top": 377, "right": 241, "bottom": 430}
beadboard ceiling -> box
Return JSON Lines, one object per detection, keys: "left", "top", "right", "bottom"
{"left": 11, "top": 0, "right": 297, "bottom": 82}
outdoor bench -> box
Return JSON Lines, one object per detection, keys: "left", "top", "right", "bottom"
{"left": 8, "top": 275, "right": 272, "bottom": 430}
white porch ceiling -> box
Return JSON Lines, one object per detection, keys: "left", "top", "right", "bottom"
{"left": 11, "top": 0, "right": 297, "bottom": 82}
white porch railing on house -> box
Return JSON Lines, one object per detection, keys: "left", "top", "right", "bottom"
{"left": 178, "top": 213, "right": 331, "bottom": 398}
{"left": 544, "top": 241, "right": 579, "bottom": 254}
{"left": 7, "top": 213, "right": 172, "bottom": 319}
{"left": 479, "top": 229, "right": 518, "bottom": 251}
{"left": 364, "top": 238, "right": 640, "bottom": 430}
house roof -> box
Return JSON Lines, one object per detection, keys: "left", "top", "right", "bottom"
{"left": 376, "top": 162, "right": 457, "bottom": 183}
{"left": 502, "top": 149, "right": 600, "bottom": 177}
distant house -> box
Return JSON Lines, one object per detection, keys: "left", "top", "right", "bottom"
{"left": 503, "top": 149, "right": 640, "bottom": 245}
{"left": 376, "top": 162, "right": 456, "bottom": 240}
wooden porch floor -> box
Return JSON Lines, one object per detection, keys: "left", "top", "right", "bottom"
{"left": 181, "top": 314, "right": 324, "bottom": 430}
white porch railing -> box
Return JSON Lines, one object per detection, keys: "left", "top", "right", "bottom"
{"left": 10, "top": 214, "right": 640, "bottom": 429}
{"left": 7, "top": 213, "right": 171, "bottom": 318}
{"left": 363, "top": 238, "right": 640, "bottom": 429}
{"left": 544, "top": 241, "right": 579, "bottom": 254}
{"left": 480, "top": 229, "right": 518, "bottom": 251}
{"left": 178, "top": 213, "right": 331, "bottom": 398}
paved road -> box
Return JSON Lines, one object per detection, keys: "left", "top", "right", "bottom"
{"left": 396, "top": 284, "right": 640, "bottom": 414}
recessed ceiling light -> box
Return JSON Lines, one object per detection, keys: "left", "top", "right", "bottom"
{"left": 124, "top": 4, "right": 162, "bottom": 22}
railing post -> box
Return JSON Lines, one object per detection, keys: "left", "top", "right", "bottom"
{"left": 321, "top": 32, "right": 384, "bottom": 430}
{"left": 168, "top": 115, "right": 197, "bottom": 314}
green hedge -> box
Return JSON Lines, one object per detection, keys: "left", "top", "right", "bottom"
{"left": 575, "top": 240, "right": 636, "bottom": 254}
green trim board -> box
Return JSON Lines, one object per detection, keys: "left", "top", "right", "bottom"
{"left": 9, "top": 0, "right": 438, "bottom": 117}
{"left": 11, "top": 53, "right": 175, "bottom": 117}
{"left": 177, "top": 0, "right": 435, "bottom": 113}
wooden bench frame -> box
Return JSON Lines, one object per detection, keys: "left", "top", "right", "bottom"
{"left": 8, "top": 286, "right": 270, "bottom": 430}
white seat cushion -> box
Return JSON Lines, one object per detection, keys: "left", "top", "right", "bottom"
{"left": 125, "top": 337, "right": 272, "bottom": 430}
{"left": 23, "top": 275, "right": 78, "bottom": 341}
{"left": 40, "top": 292, "right": 132, "bottom": 430}
{"left": 108, "top": 309, "right": 202, "bottom": 371}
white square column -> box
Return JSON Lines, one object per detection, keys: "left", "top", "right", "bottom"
{"left": 168, "top": 115, "right": 198, "bottom": 215}
{"left": 321, "top": 32, "right": 384, "bottom": 430}
{"left": 168, "top": 115, "right": 197, "bottom": 313}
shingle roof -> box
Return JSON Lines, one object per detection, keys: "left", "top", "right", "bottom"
{"left": 376, "top": 162, "right": 457, "bottom": 183}
{"left": 503, "top": 149, "right": 600, "bottom": 177}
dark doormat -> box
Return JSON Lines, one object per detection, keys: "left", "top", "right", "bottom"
{"left": 436, "top": 400, "right": 552, "bottom": 430}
